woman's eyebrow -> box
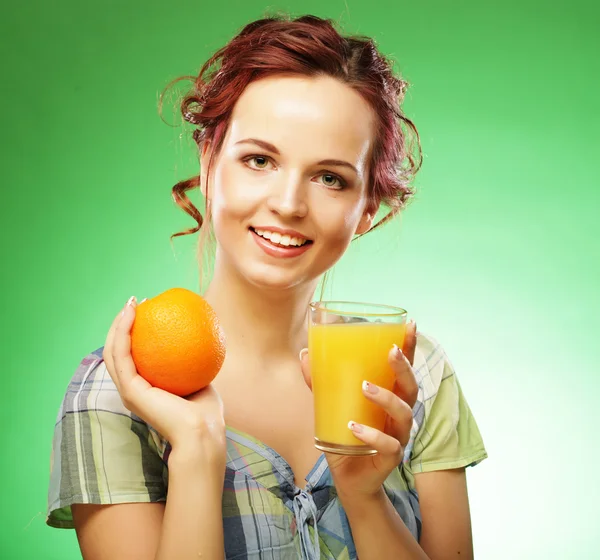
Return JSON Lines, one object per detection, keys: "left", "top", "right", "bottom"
{"left": 235, "top": 138, "right": 280, "bottom": 154}
{"left": 235, "top": 138, "right": 359, "bottom": 174}
{"left": 316, "top": 159, "right": 358, "bottom": 174}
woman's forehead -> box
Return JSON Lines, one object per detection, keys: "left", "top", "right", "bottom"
{"left": 226, "top": 75, "right": 375, "bottom": 166}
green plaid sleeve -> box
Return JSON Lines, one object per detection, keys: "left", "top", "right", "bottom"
{"left": 47, "top": 349, "right": 167, "bottom": 529}
{"left": 408, "top": 335, "right": 488, "bottom": 474}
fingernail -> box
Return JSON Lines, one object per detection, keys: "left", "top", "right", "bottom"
{"left": 121, "top": 296, "right": 136, "bottom": 316}
{"left": 393, "top": 344, "right": 403, "bottom": 360}
{"left": 140, "top": 298, "right": 148, "bottom": 304}
{"left": 362, "top": 380, "right": 379, "bottom": 394}
{"left": 348, "top": 421, "right": 363, "bottom": 434}
{"left": 299, "top": 348, "right": 308, "bottom": 361}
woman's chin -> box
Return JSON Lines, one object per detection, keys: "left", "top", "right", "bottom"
{"left": 241, "top": 265, "right": 318, "bottom": 294}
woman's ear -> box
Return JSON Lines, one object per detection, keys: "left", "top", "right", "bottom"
{"left": 355, "top": 213, "right": 373, "bottom": 235}
{"left": 199, "top": 141, "right": 212, "bottom": 199}
{"left": 355, "top": 204, "right": 379, "bottom": 235}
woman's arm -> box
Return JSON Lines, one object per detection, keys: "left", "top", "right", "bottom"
{"left": 70, "top": 297, "right": 227, "bottom": 559}
{"left": 73, "top": 446, "right": 225, "bottom": 560}
{"left": 415, "top": 468, "right": 474, "bottom": 560}
{"left": 339, "top": 488, "right": 429, "bottom": 560}
{"left": 340, "top": 467, "right": 473, "bottom": 560}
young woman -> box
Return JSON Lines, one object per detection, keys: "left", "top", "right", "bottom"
{"left": 47, "top": 15, "right": 487, "bottom": 560}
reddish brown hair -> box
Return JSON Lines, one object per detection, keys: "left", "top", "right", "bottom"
{"left": 165, "top": 14, "right": 422, "bottom": 240}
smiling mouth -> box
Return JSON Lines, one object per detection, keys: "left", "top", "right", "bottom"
{"left": 249, "top": 227, "right": 313, "bottom": 248}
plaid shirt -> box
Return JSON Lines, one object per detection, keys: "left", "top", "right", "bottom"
{"left": 47, "top": 333, "right": 487, "bottom": 559}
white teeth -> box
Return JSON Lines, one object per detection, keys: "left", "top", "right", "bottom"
{"left": 253, "top": 229, "right": 309, "bottom": 247}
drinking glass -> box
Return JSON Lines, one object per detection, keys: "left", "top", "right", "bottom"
{"left": 308, "top": 301, "right": 407, "bottom": 455}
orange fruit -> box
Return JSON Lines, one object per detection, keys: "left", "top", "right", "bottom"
{"left": 130, "top": 287, "right": 226, "bottom": 396}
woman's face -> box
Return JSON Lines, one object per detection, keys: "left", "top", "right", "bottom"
{"left": 203, "top": 74, "right": 376, "bottom": 291}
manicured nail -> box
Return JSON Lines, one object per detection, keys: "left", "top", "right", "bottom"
{"left": 393, "top": 344, "right": 403, "bottom": 360}
{"left": 121, "top": 296, "right": 136, "bottom": 316}
{"left": 362, "top": 380, "right": 379, "bottom": 394}
{"left": 348, "top": 421, "right": 363, "bottom": 433}
{"left": 299, "top": 348, "right": 308, "bottom": 361}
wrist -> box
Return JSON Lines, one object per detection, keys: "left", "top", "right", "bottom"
{"left": 337, "top": 486, "right": 386, "bottom": 514}
{"left": 168, "top": 440, "right": 226, "bottom": 479}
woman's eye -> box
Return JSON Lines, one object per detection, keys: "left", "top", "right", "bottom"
{"left": 318, "top": 173, "right": 343, "bottom": 188}
{"left": 246, "top": 156, "right": 270, "bottom": 169}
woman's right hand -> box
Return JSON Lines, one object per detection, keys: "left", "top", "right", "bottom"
{"left": 102, "top": 296, "right": 227, "bottom": 471}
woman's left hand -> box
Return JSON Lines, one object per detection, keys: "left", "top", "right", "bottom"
{"left": 299, "top": 321, "right": 419, "bottom": 501}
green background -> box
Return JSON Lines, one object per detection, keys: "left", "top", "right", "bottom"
{"left": 2, "top": 0, "right": 598, "bottom": 558}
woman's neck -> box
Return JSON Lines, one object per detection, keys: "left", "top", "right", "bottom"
{"left": 203, "top": 260, "right": 317, "bottom": 369}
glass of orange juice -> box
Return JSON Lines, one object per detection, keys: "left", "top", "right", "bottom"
{"left": 308, "top": 300, "right": 407, "bottom": 455}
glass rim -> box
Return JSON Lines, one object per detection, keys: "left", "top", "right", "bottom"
{"left": 309, "top": 300, "right": 407, "bottom": 318}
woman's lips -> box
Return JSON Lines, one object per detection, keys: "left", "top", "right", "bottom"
{"left": 250, "top": 228, "right": 313, "bottom": 258}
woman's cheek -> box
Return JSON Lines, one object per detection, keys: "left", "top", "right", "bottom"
{"left": 319, "top": 201, "right": 363, "bottom": 242}
{"left": 212, "top": 165, "right": 248, "bottom": 217}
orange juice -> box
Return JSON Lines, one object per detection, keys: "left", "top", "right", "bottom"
{"left": 309, "top": 321, "right": 406, "bottom": 454}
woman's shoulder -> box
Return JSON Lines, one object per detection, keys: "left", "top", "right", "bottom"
{"left": 412, "top": 331, "right": 456, "bottom": 399}
{"left": 48, "top": 347, "right": 168, "bottom": 529}
{"left": 404, "top": 331, "right": 488, "bottom": 473}
{"left": 57, "top": 347, "right": 127, "bottom": 418}
{"left": 56, "top": 347, "right": 168, "bottom": 454}
{"left": 404, "top": 331, "right": 460, "bottom": 460}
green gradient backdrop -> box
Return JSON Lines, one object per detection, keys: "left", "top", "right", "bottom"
{"left": 2, "top": 1, "right": 598, "bottom": 558}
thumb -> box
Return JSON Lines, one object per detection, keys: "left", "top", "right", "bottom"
{"left": 299, "top": 348, "right": 312, "bottom": 391}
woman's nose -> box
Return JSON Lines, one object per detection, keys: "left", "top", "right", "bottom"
{"left": 266, "top": 174, "right": 309, "bottom": 218}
